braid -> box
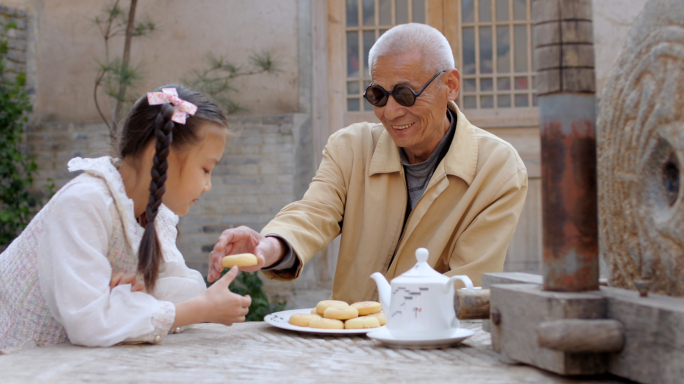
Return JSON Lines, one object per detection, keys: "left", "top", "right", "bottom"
{"left": 138, "top": 103, "right": 175, "bottom": 292}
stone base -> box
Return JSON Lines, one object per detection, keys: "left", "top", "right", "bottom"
{"left": 490, "top": 284, "right": 608, "bottom": 375}
{"left": 489, "top": 281, "right": 684, "bottom": 383}
{"left": 481, "top": 272, "right": 542, "bottom": 332}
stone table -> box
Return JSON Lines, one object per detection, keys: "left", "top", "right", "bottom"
{"left": 0, "top": 321, "right": 631, "bottom": 383}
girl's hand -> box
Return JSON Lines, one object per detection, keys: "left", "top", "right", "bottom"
{"left": 173, "top": 266, "right": 251, "bottom": 329}
{"left": 110, "top": 271, "right": 146, "bottom": 293}
{"left": 201, "top": 266, "right": 252, "bottom": 325}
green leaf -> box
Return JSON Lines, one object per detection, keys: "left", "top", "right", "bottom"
{"left": 0, "top": 34, "right": 45, "bottom": 245}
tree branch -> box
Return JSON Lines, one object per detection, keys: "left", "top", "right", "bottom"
{"left": 112, "top": 0, "right": 137, "bottom": 139}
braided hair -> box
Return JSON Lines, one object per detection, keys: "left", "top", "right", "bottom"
{"left": 118, "top": 84, "right": 228, "bottom": 292}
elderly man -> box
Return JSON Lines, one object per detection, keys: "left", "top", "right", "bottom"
{"left": 207, "top": 23, "right": 528, "bottom": 304}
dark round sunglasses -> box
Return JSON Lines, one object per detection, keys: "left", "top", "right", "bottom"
{"left": 363, "top": 70, "right": 447, "bottom": 107}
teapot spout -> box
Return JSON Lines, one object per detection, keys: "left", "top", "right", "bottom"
{"left": 370, "top": 272, "right": 391, "bottom": 312}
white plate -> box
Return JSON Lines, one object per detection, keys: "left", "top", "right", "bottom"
{"left": 366, "top": 327, "right": 475, "bottom": 349}
{"left": 264, "top": 308, "right": 386, "bottom": 335}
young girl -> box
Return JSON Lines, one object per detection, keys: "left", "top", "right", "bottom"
{"left": 0, "top": 84, "right": 250, "bottom": 349}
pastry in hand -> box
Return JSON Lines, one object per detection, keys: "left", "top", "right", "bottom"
{"left": 221, "top": 253, "right": 258, "bottom": 268}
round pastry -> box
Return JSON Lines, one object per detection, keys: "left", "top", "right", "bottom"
{"left": 310, "top": 308, "right": 319, "bottom": 315}
{"left": 221, "top": 253, "right": 258, "bottom": 268}
{"left": 351, "top": 301, "right": 382, "bottom": 316}
{"left": 309, "top": 318, "right": 344, "bottom": 330}
{"left": 345, "top": 316, "right": 381, "bottom": 329}
{"left": 363, "top": 311, "right": 387, "bottom": 326}
{"left": 315, "top": 300, "right": 348, "bottom": 315}
{"left": 288, "top": 313, "right": 321, "bottom": 327}
{"left": 324, "top": 306, "right": 359, "bottom": 320}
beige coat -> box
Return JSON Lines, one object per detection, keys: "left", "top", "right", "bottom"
{"left": 262, "top": 102, "right": 528, "bottom": 304}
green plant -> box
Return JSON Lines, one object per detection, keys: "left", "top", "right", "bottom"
{"left": 183, "top": 51, "right": 281, "bottom": 114}
{"left": 0, "top": 22, "right": 40, "bottom": 245}
{"left": 207, "top": 270, "right": 287, "bottom": 322}
{"left": 92, "top": 0, "right": 155, "bottom": 144}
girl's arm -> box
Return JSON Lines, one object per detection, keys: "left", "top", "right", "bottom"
{"left": 36, "top": 181, "right": 175, "bottom": 346}
{"left": 109, "top": 267, "right": 251, "bottom": 329}
{"left": 36, "top": 179, "right": 248, "bottom": 347}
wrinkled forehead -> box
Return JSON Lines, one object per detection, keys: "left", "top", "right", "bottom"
{"left": 370, "top": 51, "right": 427, "bottom": 85}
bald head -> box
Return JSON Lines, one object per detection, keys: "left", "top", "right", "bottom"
{"left": 368, "top": 23, "right": 455, "bottom": 79}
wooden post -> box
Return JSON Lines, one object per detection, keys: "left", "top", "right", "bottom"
{"left": 537, "top": 319, "right": 624, "bottom": 353}
{"left": 454, "top": 289, "right": 490, "bottom": 320}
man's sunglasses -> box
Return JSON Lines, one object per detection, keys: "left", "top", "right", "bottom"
{"left": 363, "top": 70, "right": 447, "bottom": 107}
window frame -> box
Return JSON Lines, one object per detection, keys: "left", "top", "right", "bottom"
{"left": 456, "top": 0, "right": 539, "bottom": 127}
{"left": 328, "top": 0, "right": 538, "bottom": 134}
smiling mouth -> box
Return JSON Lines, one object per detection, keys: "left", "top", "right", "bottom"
{"left": 392, "top": 122, "right": 414, "bottom": 130}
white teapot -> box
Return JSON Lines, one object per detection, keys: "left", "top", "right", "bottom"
{"left": 370, "top": 248, "right": 474, "bottom": 340}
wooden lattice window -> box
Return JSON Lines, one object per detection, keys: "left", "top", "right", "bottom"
{"left": 345, "top": 0, "right": 426, "bottom": 112}
{"left": 459, "top": 0, "right": 537, "bottom": 110}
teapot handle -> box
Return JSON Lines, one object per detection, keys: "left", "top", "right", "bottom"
{"left": 444, "top": 275, "right": 474, "bottom": 293}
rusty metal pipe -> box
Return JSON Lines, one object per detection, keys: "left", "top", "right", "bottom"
{"left": 540, "top": 94, "right": 599, "bottom": 291}
{"left": 534, "top": 0, "right": 599, "bottom": 291}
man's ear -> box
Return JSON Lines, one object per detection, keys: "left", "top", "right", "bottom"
{"left": 445, "top": 69, "right": 461, "bottom": 101}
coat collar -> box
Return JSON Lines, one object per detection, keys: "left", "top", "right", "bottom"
{"left": 368, "top": 101, "right": 478, "bottom": 186}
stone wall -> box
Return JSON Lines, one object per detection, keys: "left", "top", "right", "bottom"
{"left": 0, "top": 4, "right": 28, "bottom": 77}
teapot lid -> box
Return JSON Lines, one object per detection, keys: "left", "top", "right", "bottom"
{"left": 395, "top": 248, "right": 447, "bottom": 282}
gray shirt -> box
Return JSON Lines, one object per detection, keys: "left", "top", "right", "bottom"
{"left": 400, "top": 110, "right": 456, "bottom": 211}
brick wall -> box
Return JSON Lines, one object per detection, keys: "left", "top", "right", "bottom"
{"left": 177, "top": 114, "right": 302, "bottom": 274}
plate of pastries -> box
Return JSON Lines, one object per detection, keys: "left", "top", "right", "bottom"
{"left": 264, "top": 300, "right": 387, "bottom": 335}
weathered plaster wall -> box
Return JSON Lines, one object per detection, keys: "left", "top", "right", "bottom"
{"left": 10, "top": 0, "right": 300, "bottom": 122}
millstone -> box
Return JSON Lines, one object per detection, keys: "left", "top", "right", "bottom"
{"left": 597, "top": 0, "right": 684, "bottom": 296}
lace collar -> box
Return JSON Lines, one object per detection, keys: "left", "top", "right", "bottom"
{"left": 67, "top": 156, "right": 178, "bottom": 255}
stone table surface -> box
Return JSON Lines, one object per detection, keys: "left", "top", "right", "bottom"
{"left": 0, "top": 320, "right": 632, "bottom": 384}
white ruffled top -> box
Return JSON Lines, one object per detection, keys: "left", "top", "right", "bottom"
{"left": 0, "top": 157, "right": 206, "bottom": 348}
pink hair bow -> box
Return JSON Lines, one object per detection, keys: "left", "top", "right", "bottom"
{"left": 146, "top": 88, "right": 198, "bottom": 124}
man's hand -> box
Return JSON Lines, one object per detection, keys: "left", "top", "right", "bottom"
{"left": 206, "top": 226, "right": 285, "bottom": 282}
{"left": 110, "top": 271, "right": 146, "bottom": 293}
